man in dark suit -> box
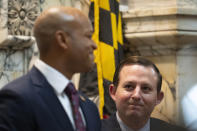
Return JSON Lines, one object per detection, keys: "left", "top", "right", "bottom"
{"left": 102, "top": 56, "right": 186, "bottom": 131}
{"left": 0, "top": 6, "right": 101, "bottom": 131}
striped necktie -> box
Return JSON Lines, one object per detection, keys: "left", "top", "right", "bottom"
{"left": 65, "top": 83, "right": 86, "bottom": 131}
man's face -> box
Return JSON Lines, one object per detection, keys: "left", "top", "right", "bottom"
{"left": 66, "top": 17, "right": 97, "bottom": 73}
{"left": 110, "top": 64, "right": 163, "bottom": 122}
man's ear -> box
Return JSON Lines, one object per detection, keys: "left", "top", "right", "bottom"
{"left": 156, "top": 91, "right": 164, "bottom": 105}
{"left": 109, "top": 84, "right": 116, "bottom": 101}
{"left": 55, "top": 30, "right": 69, "bottom": 50}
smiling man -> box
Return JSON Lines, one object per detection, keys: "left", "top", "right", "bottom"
{"left": 0, "top": 7, "right": 100, "bottom": 131}
{"left": 101, "top": 56, "right": 185, "bottom": 131}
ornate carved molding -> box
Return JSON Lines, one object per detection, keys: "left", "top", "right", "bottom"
{"left": 0, "top": 0, "right": 40, "bottom": 49}
{"left": 8, "top": 0, "right": 40, "bottom": 36}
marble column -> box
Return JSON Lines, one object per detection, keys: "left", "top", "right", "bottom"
{"left": 0, "top": 0, "right": 39, "bottom": 88}
{"left": 123, "top": 0, "right": 197, "bottom": 125}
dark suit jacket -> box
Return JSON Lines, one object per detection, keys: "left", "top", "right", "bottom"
{"left": 102, "top": 113, "right": 186, "bottom": 131}
{"left": 0, "top": 67, "right": 101, "bottom": 131}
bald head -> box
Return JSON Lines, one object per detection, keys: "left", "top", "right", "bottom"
{"left": 33, "top": 6, "right": 96, "bottom": 78}
{"left": 33, "top": 6, "right": 90, "bottom": 57}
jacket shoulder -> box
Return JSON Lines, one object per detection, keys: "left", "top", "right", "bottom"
{"left": 150, "top": 118, "right": 187, "bottom": 131}
{"left": 1, "top": 67, "right": 44, "bottom": 95}
{"left": 101, "top": 113, "right": 121, "bottom": 131}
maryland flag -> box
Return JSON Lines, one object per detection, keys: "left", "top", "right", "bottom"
{"left": 89, "top": 0, "right": 124, "bottom": 118}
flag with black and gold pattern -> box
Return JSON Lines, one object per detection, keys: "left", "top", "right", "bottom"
{"left": 89, "top": 0, "right": 124, "bottom": 118}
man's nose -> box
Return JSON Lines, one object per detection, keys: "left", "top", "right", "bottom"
{"left": 132, "top": 86, "right": 141, "bottom": 101}
{"left": 91, "top": 40, "right": 97, "bottom": 50}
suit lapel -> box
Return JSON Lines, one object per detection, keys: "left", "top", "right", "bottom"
{"left": 30, "top": 67, "right": 74, "bottom": 131}
{"left": 79, "top": 95, "right": 102, "bottom": 131}
{"left": 79, "top": 95, "right": 90, "bottom": 130}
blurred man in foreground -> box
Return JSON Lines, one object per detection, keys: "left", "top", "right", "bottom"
{"left": 182, "top": 84, "right": 197, "bottom": 131}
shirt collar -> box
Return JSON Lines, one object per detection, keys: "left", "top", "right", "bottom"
{"left": 116, "top": 112, "right": 150, "bottom": 131}
{"left": 34, "top": 59, "right": 70, "bottom": 94}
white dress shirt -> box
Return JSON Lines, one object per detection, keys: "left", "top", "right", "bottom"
{"left": 116, "top": 112, "right": 150, "bottom": 131}
{"left": 182, "top": 85, "right": 197, "bottom": 130}
{"left": 34, "top": 59, "right": 86, "bottom": 129}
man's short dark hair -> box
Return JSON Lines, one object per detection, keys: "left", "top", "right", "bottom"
{"left": 113, "top": 56, "right": 162, "bottom": 92}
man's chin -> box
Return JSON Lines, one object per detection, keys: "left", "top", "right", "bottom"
{"left": 81, "top": 64, "right": 93, "bottom": 73}
{"left": 126, "top": 111, "right": 142, "bottom": 119}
